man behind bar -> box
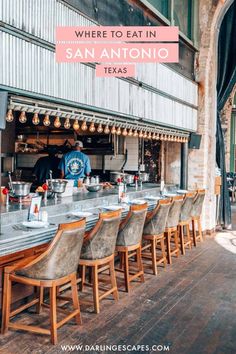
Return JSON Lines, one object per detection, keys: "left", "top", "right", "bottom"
{"left": 59, "top": 140, "right": 91, "bottom": 186}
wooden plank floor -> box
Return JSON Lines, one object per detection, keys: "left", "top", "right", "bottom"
{"left": 1, "top": 214, "right": 236, "bottom": 353}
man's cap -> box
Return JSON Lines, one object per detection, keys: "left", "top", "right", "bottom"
{"left": 74, "top": 140, "right": 83, "bottom": 148}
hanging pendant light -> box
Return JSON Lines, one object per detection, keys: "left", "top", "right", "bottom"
{"left": 104, "top": 124, "right": 110, "bottom": 134}
{"left": 6, "top": 109, "right": 14, "bottom": 122}
{"left": 73, "top": 119, "right": 80, "bottom": 130}
{"left": 32, "top": 112, "right": 40, "bottom": 125}
{"left": 116, "top": 127, "right": 121, "bottom": 135}
{"left": 64, "top": 117, "right": 71, "bottom": 129}
{"left": 152, "top": 133, "right": 156, "bottom": 140}
{"left": 139, "top": 130, "right": 143, "bottom": 138}
{"left": 128, "top": 128, "right": 133, "bottom": 137}
{"left": 81, "top": 120, "right": 88, "bottom": 131}
{"left": 19, "top": 111, "right": 27, "bottom": 124}
{"left": 111, "top": 125, "right": 116, "bottom": 134}
{"left": 122, "top": 127, "right": 128, "bottom": 136}
{"left": 89, "top": 121, "right": 96, "bottom": 133}
{"left": 43, "top": 114, "right": 50, "bottom": 126}
{"left": 97, "top": 123, "right": 103, "bottom": 133}
{"left": 147, "top": 131, "right": 152, "bottom": 139}
{"left": 133, "top": 129, "right": 138, "bottom": 137}
{"left": 54, "top": 117, "right": 61, "bottom": 128}
{"left": 143, "top": 131, "right": 147, "bottom": 138}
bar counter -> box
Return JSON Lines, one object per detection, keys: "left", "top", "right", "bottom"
{"left": 0, "top": 183, "right": 161, "bottom": 257}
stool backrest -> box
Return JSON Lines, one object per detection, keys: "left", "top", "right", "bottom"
{"left": 143, "top": 199, "right": 171, "bottom": 235}
{"left": 116, "top": 203, "right": 148, "bottom": 246}
{"left": 179, "top": 192, "right": 196, "bottom": 222}
{"left": 166, "top": 195, "right": 184, "bottom": 228}
{"left": 16, "top": 219, "right": 86, "bottom": 280}
{"left": 191, "top": 189, "right": 206, "bottom": 217}
{"left": 81, "top": 210, "right": 121, "bottom": 259}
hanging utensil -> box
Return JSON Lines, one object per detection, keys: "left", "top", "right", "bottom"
{"left": 8, "top": 171, "right": 14, "bottom": 195}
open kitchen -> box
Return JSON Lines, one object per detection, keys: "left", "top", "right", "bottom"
{"left": 0, "top": 93, "right": 193, "bottom": 325}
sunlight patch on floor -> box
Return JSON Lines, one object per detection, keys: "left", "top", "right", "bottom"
{"left": 215, "top": 230, "right": 236, "bottom": 254}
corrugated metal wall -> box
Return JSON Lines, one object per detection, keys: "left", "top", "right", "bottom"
{"left": 0, "top": 0, "right": 198, "bottom": 131}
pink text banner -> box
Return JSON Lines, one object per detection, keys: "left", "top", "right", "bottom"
{"left": 56, "top": 43, "right": 179, "bottom": 63}
{"left": 56, "top": 26, "right": 179, "bottom": 42}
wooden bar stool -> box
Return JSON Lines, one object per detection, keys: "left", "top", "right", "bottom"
{"left": 116, "top": 203, "right": 147, "bottom": 292}
{"left": 164, "top": 195, "right": 183, "bottom": 264}
{"left": 178, "top": 192, "right": 196, "bottom": 255}
{"left": 79, "top": 210, "right": 121, "bottom": 314}
{"left": 1, "top": 219, "right": 86, "bottom": 345}
{"left": 142, "top": 199, "right": 171, "bottom": 275}
{"left": 191, "top": 189, "right": 205, "bottom": 246}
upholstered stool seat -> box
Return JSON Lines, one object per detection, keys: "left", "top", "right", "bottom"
{"left": 142, "top": 199, "right": 171, "bottom": 275}
{"left": 79, "top": 210, "right": 121, "bottom": 314}
{"left": 116, "top": 203, "right": 147, "bottom": 292}
{"left": 164, "top": 195, "right": 183, "bottom": 264}
{"left": 191, "top": 189, "right": 205, "bottom": 246}
{"left": 1, "top": 219, "right": 86, "bottom": 345}
{"left": 178, "top": 192, "right": 196, "bottom": 255}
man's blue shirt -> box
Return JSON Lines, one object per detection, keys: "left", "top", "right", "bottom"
{"left": 59, "top": 151, "right": 91, "bottom": 185}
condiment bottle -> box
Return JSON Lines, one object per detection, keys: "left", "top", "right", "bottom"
{"left": 117, "top": 178, "right": 123, "bottom": 203}
{"left": 134, "top": 176, "right": 139, "bottom": 191}
{"left": 33, "top": 204, "right": 39, "bottom": 221}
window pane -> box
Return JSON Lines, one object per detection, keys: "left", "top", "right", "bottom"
{"left": 146, "top": 0, "right": 169, "bottom": 19}
{"left": 174, "top": 0, "right": 192, "bottom": 38}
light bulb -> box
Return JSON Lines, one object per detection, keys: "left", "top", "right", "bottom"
{"left": 97, "top": 123, "right": 103, "bottom": 133}
{"left": 116, "top": 127, "right": 121, "bottom": 135}
{"left": 104, "top": 124, "right": 110, "bottom": 134}
{"left": 81, "top": 120, "right": 88, "bottom": 131}
{"left": 89, "top": 122, "right": 96, "bottom": 133}
{"left": 139, "top": 131, "right": 143, "bottom": 138}
{"left": 19, "top": 111, "right": 27, "bottom": 123}
{"left": 128, "top": 129, "right": 133, "bottom": 137}
{"left": 64, "top": 118, "right": 71, "bottom": 129}
{"left": 152, "top": 133, "right": 156, "bottom": 140}
{"left": 122, "top": 128, "right": 128, "bottom": 136}
{"left": 133, "top": 129, "right": 138, "bottom": 137}
{"left": 147, "top": 132, "right": 152, "bottom": 139}
{"left": 143, "top": 131, "right": 147, "bottom": 138}
{"left": 111, "top": 126, "right": 116, "bottom": 134}
{"left": 6, "top": 109, "right": 14, "bottom": 122}
{"left": 43, "top": 114, "right": 50, "bottom": 126}
{"left": 54, "top": 117, "right": 61, "bottom": 128}
{"left": 73, "top": 119, "right": 80, "bottom": 130}
{"left": 32, "top": 113, "right": 40, "bottom": 125}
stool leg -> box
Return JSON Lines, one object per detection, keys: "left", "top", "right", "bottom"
{"left": 119, "top": 252, "right": 124, "bottom": 270}
{"left": 92, "top": 265, "right": 100, "bottom": 313}
{"left": 192, "top": 219, "right": 197, "bottom": 247}
{"left": 71, "top": 274, "right": 82, "bottom": 325}
{"left": 36, "top": 286, "right": 44, "bottom": 314}
{"left": 179, "top": 225, "right": 185, "bottom": 255}
{"left": 1, "top": 273, "right": 11, "bottom": 334}
{"left": 137, "top": 246, "right": 145, "bottom": 283}
{"left": 186, "top": 224, "right": 192, "bottom": 249}
{"left": 109, "top": 259, "right": 119, "bottom": 301}
{"left": 80, "top": 265, "right": 86, "bottom": 291}
{"left": 198, "top": 218, "right": 203, "bottom": 242}
{"left": 160, "top": 238, "right": 167, "bottom": 268}
{"left": 166, "top": 231, "right": 172, "bottom": 265}
{"left": 174, "top": 229, "right": 180, "bottom": 257}
{"left": 151, "top": 238, "right": 157, "bottom": 275}
{"left": 124, "top": 250, "right": 130, "bottom": 292}
{"left": 50, "top": 285, "right": 58, "bottom": 345}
